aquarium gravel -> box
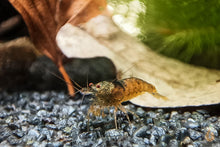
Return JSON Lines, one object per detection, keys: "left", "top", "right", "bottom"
{"left": 0, "top": 91, "right": 220, "bottom": 146}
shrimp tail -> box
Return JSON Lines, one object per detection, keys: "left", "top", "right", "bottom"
{"left": 152, "top": 92, "right": 168, "bottom": 100}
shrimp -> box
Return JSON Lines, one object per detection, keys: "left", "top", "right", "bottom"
{"left": 81, "top": 77, "right": 168, "bottom": 129}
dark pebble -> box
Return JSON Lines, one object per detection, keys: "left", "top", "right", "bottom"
{"left": 40, "top": 92, "right": 51, "bottom": 101}
{"left": 0, "top": 126, "right": 11, "bottom": 142}
{"left": 132, "top": 137, "right": 145, "bottom": 145}
{"left": 46, "top": 124, "right": 57, "bottom": 130}
{"left": 152, "top": 126, "right": 166, "bottom": 137}
{"left": 8, "top": 123, "right": 20, "bottom": 130}
{"left": 188, "top": 129, "right": 202, "bottom": 140}
{"left": 183, "top": 112, "right": 191, "bottom": 118}
{"left": 133, "top": 126, "right": 148, "bottom": 138}
{"left": 27, "top": 129, "right": 40, "bottom": 139}
{"left": 207, "top": 116, "right": 218, "bottom": 123}
{"left": 46, "top": 141, "right": 63, "bottom": 147}
{"left": 37, "top": 134, "right": 47, "bottom": 142}
{"left": 13, "top": 129, "right": 25, "bottom": 138}
{"left": 176, "top": 127, "right": 189, "bottom": 141}
{"left": 136, "top": 107, "right": 145, "bottom": 117}
{"left": 164, "top": 113, "right": 170, "bottom": 120}
{"left": 149, "top": 135, "right": 157, "bottom": 146}
{"left": 168, "top": 139, "right": 179, "bottom": 147}
{"left": 196, "top": 109, "right": 208, "bottom": 115}
{"left": 184, "top": 118, "right": 200, "bottom": 129}
{"left": 0, "top": 111, "right": 7, "bottom": 118}
{"left": 7, "top": 136, "right": 22, "bottom": 146}
{"left": 146, "top": 111, "right": 157, "bottom": 118}
{"left": 105, "top": 129, "right": 124, "bottom": 140}
{"left": 145, "top": 117, "right": 153, "bottom": 124}
{"left": 160, "top": 135, "right": 172, "bottom": 145}
{"left": 41, "top": 102, "right": 54, "bottom": 111}
{"left": 29, "top": 116, "right": 41, "bottom": 125}
{"left": 41, "top": 128, "right": 53, "bottom": 141}
{"left": 143, "top": 138, "right": 150, "bottom": 145}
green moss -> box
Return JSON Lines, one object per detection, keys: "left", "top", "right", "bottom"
{"left": 109, "top": 0, "right": 220, "bottom": 69}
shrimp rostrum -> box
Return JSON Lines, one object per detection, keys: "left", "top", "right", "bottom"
{"left": 81, "top": 77, "right": 168, "bottom": 129}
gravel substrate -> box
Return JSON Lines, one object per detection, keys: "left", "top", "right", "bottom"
{"left": 0, "top": 91, "right": 220, "bottom": 146}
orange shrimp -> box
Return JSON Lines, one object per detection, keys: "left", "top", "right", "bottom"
{"left": 81, "top": 77, "right": 168, "bottom": 129}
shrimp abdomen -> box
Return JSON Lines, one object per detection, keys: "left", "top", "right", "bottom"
{"left": 112, "top": 78, "right": 167, "bottom": 102}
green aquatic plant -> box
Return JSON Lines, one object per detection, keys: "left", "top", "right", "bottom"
{"left": 109, "top": 0, "right": 220, "bottom": 69}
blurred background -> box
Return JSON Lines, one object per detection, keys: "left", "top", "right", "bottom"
{"left": 1, "top": 0, "right": 220, "bottom": 69}
{"left": 108, "top": 0, "right": 220, "bottom": 69}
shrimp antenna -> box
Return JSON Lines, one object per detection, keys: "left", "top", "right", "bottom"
{"left": 121, "top": 63, "right": 135, "bottom": 76}
{"left": 47, "top": 70, "right": 81, "bottom": 92}
{"left": 80, "top": 72, "right": 89, "bottom": 106}
{"left": 113, "top": 63, "right": 136, "bottom": 82}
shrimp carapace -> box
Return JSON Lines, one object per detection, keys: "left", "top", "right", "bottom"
{"left": 88, "top": 77, "right": 167, "bottom": 106}
{"left": 82, "top": 77, "right": 168, "bottom": 129}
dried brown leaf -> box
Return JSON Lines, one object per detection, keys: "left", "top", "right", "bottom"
{"left": 8, "top": 0, "right": 107, "bottom": 96}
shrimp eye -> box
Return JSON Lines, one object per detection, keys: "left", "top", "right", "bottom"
{"left": 89, "top": 83, "right": 93, "bottom": 87}
{"left": 96, "top": 84, "right": 101, "bottom": 88}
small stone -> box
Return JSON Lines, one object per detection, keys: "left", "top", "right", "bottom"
{"left": 41, "top": 102, "right": 54, "bottom": 111}
{"left": 67, "top": 117, "right": 77, "bottom": 126}
{"left": 196, "top": 109, "right": 208, "bottom": 115}
{"left": 170, "top": 111, "right": 178, "bottom": 118}
{"left": 7, "top": 136, "right": 22, "bottom": 146}
{"left": 132, "top": 137, "right": 145, "bottom": 145}
{"left": 176, "top": 128, "right": 189, "bottom": 141}
{"left": 28, "top": 102, "right": 40, "bottom": 111}
{"left": 200, "top": 120, "right": 210, "bottom": 128}
{"left": 0, "top": 126, "right": 11, "bottom": 142}
{"left": 143, "top": 138, "right": 150, "bottom": 145}
{"left": 164, "top": 113, "right": 170, "bottom": 120}
{"left": 56, "top": 119, "right": 67, "bottom": 130}
{"left": 145, "top": 118, "right": 153, "bottom": 124}
{"left": 160, "top": 135, "right": 172, "bottom": 145}
{"left": 46, "top": 141, "right": 63, "bottom": 147}
{"left": 46, "top": 124, "right": 57, "bottom": 130}
{"left": 0, "top": 111, "right": 7, "bottom": 118}
{"left": 29, "top": 116, "right": 41, "bottom": 125}
{"left": 4, "top": 105, "right": 15, "bottom": 111}
{"left": 41, "top": 128, "right": 54, "bottom": 141}
{"left": 27, "top": 129, "right": 40, "bottom": 139}
{"left": 183, "top": 112, "right": 191, "bottom": 118}
{"left": 133, "top": 126, "right": 148, "bottom": 138}
{"left": 40, "top": 92, "right": 51, "bottom": 101}
{"left": 149, "top": 135, "right": 157, "bottom": 146}
{"left": 125, "top": 123, "right": 137, "bottom": 136}
{"left": 95, "top": 138, "right": 103, "bottom": 146}
{"left": 136, "top": 107, "right": 145, "bottom": 117}
{"left": 32, "top": 92, "right": 41, "bottom": 101}
{"left": 63, "top": 127, "right": 72, "bottom": 134}
{"left": 146, "top": 111, "right": 157, "bottom": 118}
{"left": 168, "top": 139, "right": 179, "bottom": 147}
{"left": 181, "top": 136, "right": 193, "bottom": 146}
{"left": 13, "top": 129, "right": 25, "bottom": 138}
{"left": 37, "top": 134, "right": 47, "bottom": 142}
{"left": 191, "top": 112, "right": 204, "bottom": 122}
{"left": 61, "top": 106, "right": 76, "bottom": 116}
{"left": 205, "top": 126, "right": 218, "bottom": 136}
{"left": 184, "top": 118, "right": 200, "bottom": 129}
{"left": 188, "top": 129, "right": 202, "bottom": 140}
{"left": 8, "top": 123, "right": 20, "bottom": 130}
{"left": 105, "top": 129, "right": 124, "bottom": 140}
{"left": 208, "top": 116, "right": 218, "bottom": 123}
{"left": 156, "top": 109, "right": 164, "bottom": 114}
{"left": 152, "top": 126, "right": 166, "bottom": 137}
{"left": 37, "top": 110, "right": 47, "bottom": 117}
